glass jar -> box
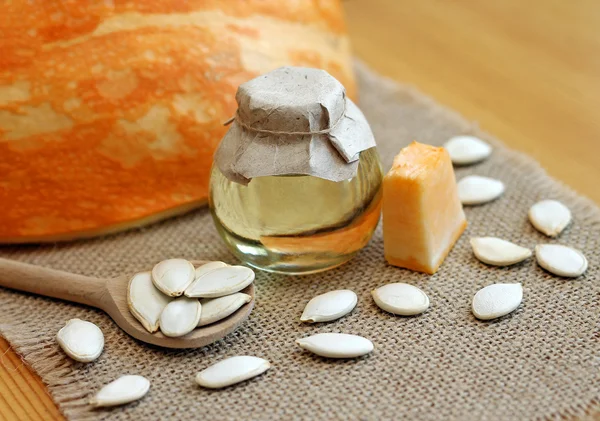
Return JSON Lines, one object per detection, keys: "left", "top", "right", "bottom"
{"left": 209, "top": 66, "right": 382, "bottom": 274}
{"left": 209, "top": 147, "right": 382, "bottom": 274}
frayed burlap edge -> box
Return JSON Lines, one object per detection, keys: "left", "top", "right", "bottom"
{"left": 1, "top": 305, "right": 97, "bottom": 420}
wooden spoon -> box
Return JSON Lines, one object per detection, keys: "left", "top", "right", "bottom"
{"left": 0, "top": 258, "right": 254, "bottom": 349}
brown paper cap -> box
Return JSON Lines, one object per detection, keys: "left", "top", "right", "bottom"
{"left": 215, "top": 67, "right": 376, "bottom": 185}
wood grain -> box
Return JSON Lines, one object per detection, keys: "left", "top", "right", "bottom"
{"left": 345, "top": 0, "right": 600, "bottom": 205}
{"left": 0, "top": 337, "right": 63, "bottom": 421}
{"left": 1, "top": 0, "right": 599, "bottom": 419}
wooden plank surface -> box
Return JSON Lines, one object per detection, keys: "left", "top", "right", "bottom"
{"left": 1, "top": 0, "right": 599, "bottom": 419}
{"left": 345, "top": 0, "right": 600, "bottom": 204}
{"left": 0, "top": 337, "right": 63, "bottom": 421}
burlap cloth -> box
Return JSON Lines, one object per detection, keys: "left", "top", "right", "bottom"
{"left": 1, "top": 62, "right": 599, "bottom": 421}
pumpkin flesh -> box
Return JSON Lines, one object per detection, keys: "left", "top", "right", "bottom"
{"left": 0, "top": 0, "right": 355, "bottom": 242}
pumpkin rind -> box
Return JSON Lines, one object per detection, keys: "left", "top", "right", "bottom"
{"left": 0, "top": 0, "right": 355, "bottom": 242}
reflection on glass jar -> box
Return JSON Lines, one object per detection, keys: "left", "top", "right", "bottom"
{"left": 209, "top": 147, "right": 383, "bottom": 275}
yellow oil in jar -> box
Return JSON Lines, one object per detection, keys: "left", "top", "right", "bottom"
{"left": 209, "top": 147, "right": 383, "bottom": 274}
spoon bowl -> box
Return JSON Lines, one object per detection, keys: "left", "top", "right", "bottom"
{"left": 0, "top": 258, "right": 254, "bottom": 349}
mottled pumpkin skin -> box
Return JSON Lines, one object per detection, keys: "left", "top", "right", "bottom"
{"left": 0, "top": 0, "right": 355, "bottom": 243}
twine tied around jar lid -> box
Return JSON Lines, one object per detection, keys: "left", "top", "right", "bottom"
{"left": 215, "top": 66, "right": 376, "bottom": 185}
{"left": 223, "top": 101, "right": 347, "bottom": 137}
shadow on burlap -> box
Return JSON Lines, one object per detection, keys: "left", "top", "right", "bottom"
{"left": 1, "top": 62, "right": 599, "bottom": 421}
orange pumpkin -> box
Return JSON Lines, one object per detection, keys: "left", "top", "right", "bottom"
{"left": 0, "top": 1, "right": 355, "bottom": 243}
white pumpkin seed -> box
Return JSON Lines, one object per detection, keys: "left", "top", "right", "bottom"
{"left": 371, "top": 283, "right": 429, "bottom": 316}
{"left": 300, "top": 290, "right": 357, "bottom": 323}
{"left": 528, "top": 200, "right": 571, "bottom": 237}
{"left": 296, "top": 333, "right": 373, "bottom": 358}
{"left": 127, "top": 271, "right": 172, "bottom": 333}
{"left": 90, "top": 375, "right": 150, "bottom": 407}
{"left": 535, "top": 244, "right": 588, "bottom": 277}
{"left": 159, "top": 297, "right": 201, "bottom": 337}
{"left": 195, "top": 356, "right": 270, "bottom": 389}
{"left": 185, "top": 266, "right": 255, "bottom": 298}
{"left": 56, "top": 319, "right": 104, "bottom": 363}
{"left": 444, "top": 135, "right": 492, "bottom": 165}
{"left": 195, "top": 261, "right": 229, "bottom": 279}
{"left": 151, "top": 258, "right": 195, "bottom": 297}
{"left": 198, "top": 293, "right": 252, "bottom": 326}
{"left": 457, "top": 175, "right": 505, "bottom": 205}
{"left": 470, "top": 237, "right": 532, "bottom": 266}
{"left": 472, "top": 283, "right": 523, "bottom": 320}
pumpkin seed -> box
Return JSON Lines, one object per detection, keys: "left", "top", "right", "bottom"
{"left": 535, "top": 244, "right": 588, "bottom": 277}
{"left": 444, "top": 135, "right": 492, "bottom": 165}
{"left": 528, "top": 200, "right": 571, "bottom": 237}
{"left": 185, "top": 266, "right": 255, "bottom": 298}
{"left": 472, "top": 283, "right": 522, "bottom": 320}
{"left": 159, "top": 297, "right": 201, "bottom": 337}
{"left": 198, "top": 293, "right": 252, "bottom": 327}
{"left": 127, "top": 271, "right": 172, "bottom": 333}
{"left": 300, "top": 290, "right": 357, "bottom": 323}
{"left": 151, "top": 258, "right": 195, "bottom": 297}
{"left": 195, "top": 261, "right": 229, "bottom": 279}
{"left": 296, "top": 333, "right": 373, "bottom": 358}
{"left": 371, "top": 283, "right": 429, "bottom": 316}
{"left": 90, "top": 375, "right": 150, "bottom": 407}
{"left": 56, "top": 319, "right": 104, "bottom": 363}
{"left": 457, "top": 175, "right": 505, "bottom": 205}
{"left": 195, "top": 356, "right": 270, "bottom": 389}
{"left": 470, "top": 237, "right": 532, "bottom": 266}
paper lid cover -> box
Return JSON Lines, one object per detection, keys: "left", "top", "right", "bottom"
{"left": 215, "top": 66, "right": 376, "bottom": 185}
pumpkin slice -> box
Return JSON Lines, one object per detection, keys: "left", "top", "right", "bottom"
{"left": 383, "top": 142, "right": 467, "bottom": 274}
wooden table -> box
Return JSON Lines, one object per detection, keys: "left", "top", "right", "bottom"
{"left": 346, "top": 0, "right": 600, "bottom": 205}
{"left": 1, "top": 1, "right": 599, "bottom": 419}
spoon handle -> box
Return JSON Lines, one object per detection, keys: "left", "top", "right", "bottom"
{"left": 0, "top": 257, "right": 106, "bottom": 308}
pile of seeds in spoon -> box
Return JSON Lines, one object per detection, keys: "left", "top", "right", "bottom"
{"left": 127, "top": 259, "right": 254, "bottom": 337}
